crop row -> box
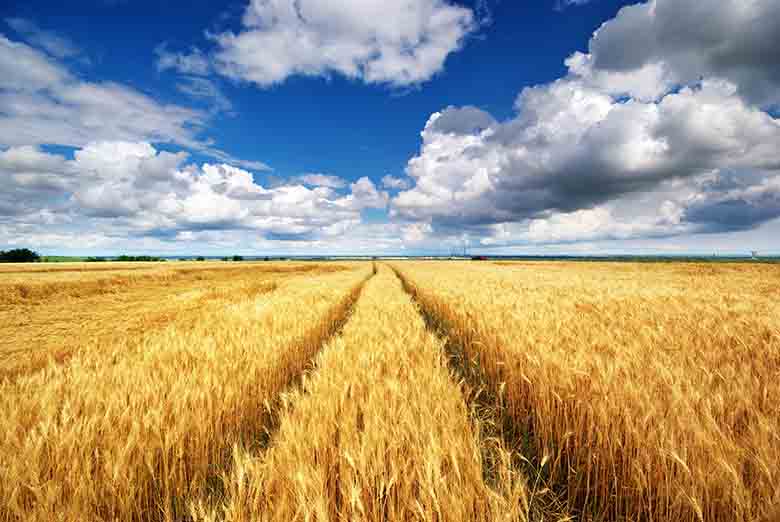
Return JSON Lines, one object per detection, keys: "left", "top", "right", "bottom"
{"left": 392, "top": 261, "right": 780, "bottom": 522}
{"left": 1, "top": 266, "right": 371, "bottom": 521}
{"left": 195, "top": 265, "right": 529, "bottom": 522}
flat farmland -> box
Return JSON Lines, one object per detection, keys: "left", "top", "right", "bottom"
{"left": 1, "top": 261, "right": 778, "bottom": 521}
{"left": 0, "top": 261, "right": 350, "bottom": 379}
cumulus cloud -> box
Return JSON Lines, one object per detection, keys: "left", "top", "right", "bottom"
{"left": 570, "top": 0, "right": 780, "bottom": 107}
{"left": 461, "top": 170, "right": 780, "bottom": 249}
{"left": 341, "top": 176, "right": 389, "bottom": 210}
{"left": 392, "top": 0, "right": 780, "bottom": 246}
{"left": 0, "top": 145, "right": 75, "bottom": 217}
{"left": 293, "top": 173, "right": 349, "bottom": 189}
{"left": 5, "top": 0, "right": 780, "bottom": 253}
{"left": 381, "top": 175, "right": 412, "bottom": 190}
{"left": 0, "top": 141, "right": 387, "bottom": 248}
{"left": 401, "top": 222, "right": 432, "bottom": 242}
{"left": 676, "top": 173, "right": 780, "bottom": 233}
{"left": 517, "top": 205, "right": 681, "bottom": 244}
{"left": 394, "top": 80, "right": 780, "bottom": 238}
{"left": 211, "top": 0, "right": 476, "bottom": 87}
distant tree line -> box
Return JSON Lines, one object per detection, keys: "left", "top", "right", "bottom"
{"left": 115, "top": 255, "right": 164, "bottom": 262}
{"left": 1, "top": 249, "right": 251, "bottom": 263}
{"left": 86, "top": 255, "right": 164, "bottom": 262}
{"left": 191, "top": 255, "right": 246, "bottom": 261}
{"left": 85, "top": 254, "right": 247, "bottom": 262}
{"left": 0, "top": 248, "right": 40, "bottom": 263}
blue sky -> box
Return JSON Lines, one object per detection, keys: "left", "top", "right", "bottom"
{"left": 1, "top": 0, "right": 779, "bottom": 256}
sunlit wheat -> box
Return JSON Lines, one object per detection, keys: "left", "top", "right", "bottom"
{"left": 393, "top": 261, "right": 780, "bottom": 522}
{"left": 196, "top": 265, "right": 529, "bottom": 522}
{"left": 0, "top": 264, "right": 370, "bottom": 522}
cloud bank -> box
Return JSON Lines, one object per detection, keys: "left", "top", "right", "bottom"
{"left": 4, "top": 0, "right": 780, "bottom": 254}
{"left": 1, "top": 141, "right": 388, "bottom": 250}
{"left": 391, "top": 0, "right": 780, "bottom": 247}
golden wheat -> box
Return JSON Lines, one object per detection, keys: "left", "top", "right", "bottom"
{"left": 0, "top": 262, "right": 348, "bottom": 379}
{"left": 1, "top": 265, "right": 370, "bottom": 522}
{"left": 195, "top": 265, "right": 529, "bottom": 522}
{"left": 0, "top": 261, "right": 340, "bottom": 306}
{"left": 392, "top": 261, "right": 780, "bottom": 522}
{"left": 3, "top": 259, "right": 776, "bottom": 521}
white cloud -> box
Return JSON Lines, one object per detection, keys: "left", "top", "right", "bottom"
{"left": 0, "top": 144, "right": 71, "bottom": 173}
{"left": 175, "top": 76, "right": 233, "bottom": 113}
{"left": 211, "top": 0, "right": 476, "bottom": 87}
{"left": 388, "top": 0, "right": 780, "bottom": 248}
{"left": 393, "top": 78, "right": 780, "bottom": 242}
{"left": 155, "top": 43, "right": 211, "bottom": 75}
{"left": 523, "top": 207, "right": 674, "bottom": 244}
{"left": 294, "top": 173, "right": 348, "bottom": 189}
{"left": 380, "top": 0, "right": 780, "bottom": 248}
{"left": 381, "top": 175, "right": 412, "bottom": 190}
{"left": 0, "top": 145, "right": 75, "bottom": 217}
{"left": 676, "top": 172, "right": 780, "bottom": 233}
{"left": 339, "top": 176, "right": 389, "bottom": 210}
{"left": 200, "top": 150, "right": 271, "bottom": 172}
{"left": 0, "top": 35, "right": 202, "bottom": 148}
{"left": 576, "top": 0, "right": 780, "bottom": 107}
{"left": 401, "top": 222, "right": 432, "bottom": 242}
{"left": 5, "top": 0, "right": 780, "bottom": 254}
{"left": 566, "top": 52, "right": 673, "bottom": 103}
{"left": 0, "top": 141, "right": 387, "bottom": 249}
{"left": 0, "top": 35, "right": 69, "bottom": 91}
{"left": 0, "top": 35, "right": 268, "bottom": 172}
{"left": 5, "top": 18, "right": 82, "bottom": 59}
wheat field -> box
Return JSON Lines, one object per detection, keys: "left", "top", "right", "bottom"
{"left": 393, "top": 261, "right": 780, "bottom": 522}
{"left": 0, "top": 262, "right": 346, "bottom": 379}
{"left": 1, "top": 260, "right": 778, "bottom": 521}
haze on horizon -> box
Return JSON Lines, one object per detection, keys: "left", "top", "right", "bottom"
{"left": 1, "top": 0, "right": 779, "bottom": 257}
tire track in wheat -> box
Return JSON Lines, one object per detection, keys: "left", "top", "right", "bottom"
{"left": 390, "top": 264, "right": 570, "bottom": 522}
{"left": 195, "top": 264, "right": 528, "bottom": 522}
